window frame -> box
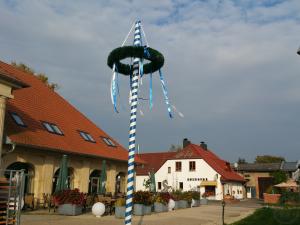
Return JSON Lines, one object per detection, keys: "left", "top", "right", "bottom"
{"left": 179, "top": 182, "right": 183, "bottom": 190}
{"left": 78, "top": 131, "right": 96, "bottom": 143}
{"left": 10, "top": 112, "right": 26, "bottom": 127}
{"left": 175, "top": 161, "right": 182, "bottom": 172}
{"left": 101, "top": 136, "right": 116, "bottom": 147}
{"left": 189, "top": 161, "right": 196, "bottom": 171}
{"left": 158, "top": 182, "right": 162, "bottom": 190}
{"left": 42, "top": 121, "right": 64, "bottom": 135}
{"left": 168, "top": 167, "right": 171, "bottom": 174}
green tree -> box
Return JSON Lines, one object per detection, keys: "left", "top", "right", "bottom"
{"left": 237, "top": 157, "right": 247, "bottom": 164}
{"left": 169, "top": 144, "right": 182, "bottom": 152}
{"left": 271, "top": 171, "right": 287, "bottom": 184}
{"left": 254, "top": 155, "right": 285, "bottom": 163}
{"left": 11, "top": 62, "right": 59, "bottom": 90}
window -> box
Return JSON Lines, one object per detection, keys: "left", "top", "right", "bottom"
{"left": 42, "top": 122, "right": 63, "bottom": 135}
{"left": 79, "top": 131, "right": 95, "bottom": 142}
{"left": 175, "top": 162, "right": 182, "bottom": 172}
{"left": 179, "top": 182, "right": 183, "bottom": 190}
{"left": 101, "top": 137, "right": 116, "bottom": 147}
{"left": 189, "top": 161, "right": 196, "bottom": 171}
{"left": 168, "top": 167, "right": 171, "bottom": 174}
{"left": 10, "top": 112, "right": 26, "bottom": 127}
{"left": 158, "top": 182, "right": 162, "bottom": 190}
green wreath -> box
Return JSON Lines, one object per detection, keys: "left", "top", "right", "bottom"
{"left": 107, "top": 46, "right": 164, "bottom": 75}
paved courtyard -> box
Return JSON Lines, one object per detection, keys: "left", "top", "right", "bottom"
{"left": 21, "top": 200, "right": 262, "bottom": 225}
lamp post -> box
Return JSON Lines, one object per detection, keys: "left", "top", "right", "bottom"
{"left": 222, "top": 200, "right": 226, "bottom": 225}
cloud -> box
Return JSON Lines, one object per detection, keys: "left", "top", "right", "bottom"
{"left": 0, "top": 0, "right": 300, "bottom": 162}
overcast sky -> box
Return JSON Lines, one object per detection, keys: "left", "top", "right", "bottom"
{"left": 1, "top": 0, "right": 300, "bottom": 162}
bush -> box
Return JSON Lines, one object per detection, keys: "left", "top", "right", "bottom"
{"left": 154, "top": 192, "right": 172, "bottom": 205}
{"left": 280, "top": 191, "right": 300, "bottom": 205}
{"left": 133, "top": 191, "right": 153, "bottom": 205}
{"left": 171, "top": 190, "right": 183, "bottom": 201}
{"left": 115, "top": 198, "right": 125, "bottom": 207}
{"left": 266, "top": 186, "right": 281, "bottom": 194}
{"left": 53, "top": 189, "right": 85, "bottom": 206}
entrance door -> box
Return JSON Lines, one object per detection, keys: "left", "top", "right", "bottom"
{"left": 258, "top": 177, "right": 273, "bottom": 199}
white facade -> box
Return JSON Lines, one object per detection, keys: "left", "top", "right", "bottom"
{"left": 136, "top": 158, "right": 244, "bottom": 200}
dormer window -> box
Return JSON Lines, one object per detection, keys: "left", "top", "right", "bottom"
{"left": 42, "top": 122, "right": 63, "bottom": 135}
{"left": 101, "top": 137, "right": 116, "bottom": 147}
{"left": 10, "top": 112, "right": 26, "bottom": 127}
{"left": 79, "top": 131, "right": 95, "bottom": 143}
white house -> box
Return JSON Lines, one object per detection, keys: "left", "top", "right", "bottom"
{"left": 136, "top": 139, "right": 245, "bottom": 200}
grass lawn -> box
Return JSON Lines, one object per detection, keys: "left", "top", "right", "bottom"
{"left": 230, "top": 207, "right": 300, "bottom": 225}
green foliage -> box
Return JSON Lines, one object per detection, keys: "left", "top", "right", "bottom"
{"left": 133, "top": 191, "right": 153, "bottom": 205}
{"left": 115, "top": 198, "right": 125, "bottom": 207}
{"left": 254, "top": 155, "right": 285, "bottom": 163}
{"left": 231, "top": 207, "right": 300, "bottom": 225}
{"left": 107, "top": 46, "right": 164, "bottom": 75}
{"left": 11, "top": 61, "right": 59, "bottom": 90}
{"left": 265, "top": 186, "right": 281, "bottom": 194}
{"left": 153, "top": 192, "right": 172, "bottom": 205}
{"left": 169, "top": 144, "right": 182, "bottom": 152}
{"left": 280, "top": 191, "right": 300, "bottom": 205}
{"left": 271, "top": 171, "right": 288, "bottom": 184}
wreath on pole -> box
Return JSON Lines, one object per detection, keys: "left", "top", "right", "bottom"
{"left": 107, "top": 46, "right": 164, "bottom": 75}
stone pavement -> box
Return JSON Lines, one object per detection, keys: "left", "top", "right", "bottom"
{"left": 21, "top": 200, "right": 262, "bottom": 225}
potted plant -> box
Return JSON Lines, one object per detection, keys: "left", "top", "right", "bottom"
{"left": 115, "top": 198, "right": 126, "bottom": 219}
{"left": 153, "top": 192, "right": 171, "bottom": 213}
{"left": 133, "top": 191, "right": 153, "bottom": 216}
{"left": 171, "top": 191, "right": 182, "bottom": 209}
{"left": 54, "top": 189, "right": 85, "bottom": 216}
{"left": 200, "top": 192, "right": 208, "bottom": 205}
{"left": 190, "top": 191, "right": 200, "bottom": 207}
{"left": 178, "top": 192, "right": 189, "bottom": 208}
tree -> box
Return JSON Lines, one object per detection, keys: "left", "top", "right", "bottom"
{"left": 11, "top": 62, "right": 59, "bottom": 90}
{"left": 254, "top": 155, "right": 285, "bottom": 163}
{"left": 271, "top": 171, "right": 287, "bottom": 184}
{"left": 237, "top": 157, "right": 247, "bottom": 164}
{"left": 169, "top": 144, "right": 182, "bottom": 152}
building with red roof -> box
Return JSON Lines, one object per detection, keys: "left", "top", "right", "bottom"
{"left": 136, "top": 139, "right": 245, "bottom": 200}
{"left": 0, "top": 60, "right": 143, "bottom": 202}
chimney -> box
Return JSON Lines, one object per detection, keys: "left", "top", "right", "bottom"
{"left": 183, "top": 138, "right": 191, "bottom": 148}
{"left": 200, "top": 141, "right": 207, "bottom": 150}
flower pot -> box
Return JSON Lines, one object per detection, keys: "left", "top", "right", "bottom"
{"left": 191, "top": 199, "right": 200, "bottom": 207}
{"left": 143, "top": 205, "right": 152, "bottom": 215}
{"left": 134, "top": 204, "right": 144, "bottom": 216}
{"left": 178, "top": 200, "right": 189, "bottom": 208}
{"left": 154, "top": 202, "right": 168, "bottom": 213}
{"left": 58, "top": 204, "right": 82, "bottom": 216}
{"left": 200, "top": 198, "right": 208, "bottom": 205}
{"left": 115, "top": 206, "right": 125, "bottom": 219}
{"left": 174, "top": 201, "right": 180, "bottom": 209}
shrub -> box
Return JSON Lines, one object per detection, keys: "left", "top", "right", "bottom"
{"left": 115, "top": 198, "right": 125, "bottom": 207}
{"left": 171, "top": 190, "right": 183, "bottom": 201}
{"left": 133, "top": 191, "right": 153, "bottom": 205}
{"left": 280, "top": 191, "right": 300, "bottom": 205}
{"left": 154, "top": 192, "right": 172, "bottom": 205}
{"left": 53, "top": 189, "right": 85, "bottom": 206}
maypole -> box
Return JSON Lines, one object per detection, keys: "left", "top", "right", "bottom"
{"left": 107, "top": 20, "right": 173, "bottom": 225}
{"left": 125, "top": 20, "right": 141, "bottom": 225}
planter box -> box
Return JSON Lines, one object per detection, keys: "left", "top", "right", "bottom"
{"left": 134, "top": 204, "right": 144, "bottom": 216}
{"left": 263, "top": 193, "right": 281, "bottom": 204}
{"left": 115, "top": 206, "right": 125, "bottom": 219}
{"left": 154, "top": 202, "right": 168, "bottom": 213}
{"left": 174, "top": 201, "right": 180, "bottom": 209}
{"left": 143, "top": 205, "right": 152, "bottom": 215}
{"left": 178, "top": 200, "right": 189, "bottom": 208}
{"left": 58, "top": 204, "right": 82, "bottom": 216}
{"left": 200, "top": 198, "right": 208, "bottom": 205}
{"left": 191, "top": 199, "right": 200, "bottom": 207}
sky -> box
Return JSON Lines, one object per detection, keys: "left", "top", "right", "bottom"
{"left": 0, "top": 0, "right": 300, "bottom": 162}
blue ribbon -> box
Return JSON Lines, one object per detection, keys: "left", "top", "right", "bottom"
{"left": 159, "top": 69, "right": 173, "bottom": 118}
{"left": 111, "top": 64, "right": 119, "bottom": 113}
{"left": 149, "top": 73, "right": 153, "bottom": 110}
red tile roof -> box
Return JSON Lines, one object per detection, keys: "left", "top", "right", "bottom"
{"left": 136, "top": 152, "right": 177, "bottom": 175}
{"left": 0, "top": 60, "right": 143, "bottom": 163}
{"left": 136, "top": 143, "right": 244, "bottom": 182}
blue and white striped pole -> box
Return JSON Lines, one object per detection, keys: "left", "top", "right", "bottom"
{"left": 125, "top": 20, "right": 141, "bottom": 225}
